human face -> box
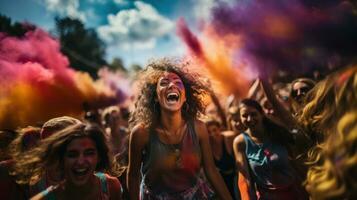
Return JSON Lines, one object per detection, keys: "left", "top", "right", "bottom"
{"left": 292, "top": 81, "right": 311, "bottom": 104}
{"left": 156, "top": 72, "right": 186, "bottom": 112}
{"left": 63, "top": 137, "right": 98, "bottom": 186}
{"left": 239, "top": 105, "right": 263, "bottom": 131}
{"left": 207, "top": 124, "right": 221, "bottom": 137}
{"left": 230, "top": 113, "right": 245, "bottom": 132}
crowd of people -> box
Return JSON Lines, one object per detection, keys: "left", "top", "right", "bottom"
{"left": 0, "top": 58, "right": 356, "bottom": 200}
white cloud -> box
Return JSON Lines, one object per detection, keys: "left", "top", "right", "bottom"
{"left": 44, "top": 0, "right": 86, "bottom": 22}
{"left": 114, "top": 0, "right": 129, "bottom": 5}
{"left": 192, "top": 0, "right": 234, "bottom": 22}
{"left": 97, "top": 1, "right": 174, "bottom": 50}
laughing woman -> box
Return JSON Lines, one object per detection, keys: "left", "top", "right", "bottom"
{"left": 13, "top": 123, "right": 122, "bottom": 200}
{"left": 127, "top": 59, "right": 232, "bottom": 199}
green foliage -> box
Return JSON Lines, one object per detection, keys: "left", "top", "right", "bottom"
{"left": 0, "top": 14, "right": 34, "bottom": 37}
{"left": 54, "top": 17, "right": 107, "bottom": 78}
{"left": 108, "top": 57, "right": 127, "bottom": 72}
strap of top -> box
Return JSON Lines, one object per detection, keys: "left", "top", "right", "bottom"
{"left": 95, "top": 172, "right": 109, "bottom": 195}
{"left": 36, "top": 176, "right": 57, "bottom": 200}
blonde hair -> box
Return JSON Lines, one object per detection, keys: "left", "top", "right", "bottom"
{"left": 298, "top": 66, "right": 357, "bottom": 144}
{"left": 306, "top": 110, "right": 357, "bottom": 199}
{"left": 305, "top": 66, "right": 357, "bottom": 199}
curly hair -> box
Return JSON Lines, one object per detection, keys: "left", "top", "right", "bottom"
{"left": 298, "top": 66, "right": 357, "bottom": 145}
{"left": 304, "top": 66, "right": 357, "bottom": 199}
{"left": 306, "top": 110, "right": 357, "bottom": 199}
{"left": 8, "top": 126, "right": 41, "bottom": 164}
{"left": 12, "top": 123, "right": 117, "bottom": 185}
{"left": 129, "top": 58, "right": 208, "bottom": 129}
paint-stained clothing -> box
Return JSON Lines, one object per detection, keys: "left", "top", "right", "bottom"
{"left": 140, "top": 121, "right": 215, "bottom": 199}
{"left": 243, "top": 133, "right": 307, "bottom": 200}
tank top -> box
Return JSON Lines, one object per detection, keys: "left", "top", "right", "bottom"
{"left": 214, "top": 139, "right": 237, "bottom": 199}
{"left": 214, "top": 138, "right": 235, "bottom": 175}
{"left": 140, "top": 121, "right": 214, "bottom": 197}
{"left": 242, "top": 133, "right": 295, "bottom": 190}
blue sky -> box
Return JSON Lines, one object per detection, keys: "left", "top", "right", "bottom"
{"left": 0, "top": 0, "right": 220, "bottom": 68}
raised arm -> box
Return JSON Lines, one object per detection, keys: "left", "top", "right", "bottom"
{"left": 259, "top": 79, "right": 312, "bottom": 152}
{"left": 195, "top": 120, "right": 233, "bottom": 200}
{"left": 127, "top": 124, "right": 148, "bottom": 200}
{"left": 233, "top": 134, "right": 255, "bottom": 200}
{"left": 209, "top": 90, "right": 228, "bottom": 130}
{"left": 259, "top": 78, "right": 297, "bottom": 130}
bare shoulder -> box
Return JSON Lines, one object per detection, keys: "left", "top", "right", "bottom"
{"left": 222, "top": 130, "right": 237, "bottom": 139}
{"left": 194, "top": 119, "right": 206, "bottom": 129}
{"left": 193, "top": 119, "right": 208, "bottom": 139}
{"left": 130, "top": 123, "right": 149, "bottom": 146}
{"left": 233, "top": 134, "right": 246, "bottom": 151}
{"left": 105, "top": 174, "right": 122, "bottom": 199}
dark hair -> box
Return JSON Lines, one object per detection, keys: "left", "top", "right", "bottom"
{"left": 239, "top": 99, "right": 293, "bottom": 145}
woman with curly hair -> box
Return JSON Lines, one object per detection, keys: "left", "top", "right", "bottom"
{"left": 304, "top": 66, "right": 357, "bottom": 199}
{"left": 13, "top": 122, "right": 122, "bottom": 200}
{"left": 127, "top": 58, "right": 232, "bottom": 199}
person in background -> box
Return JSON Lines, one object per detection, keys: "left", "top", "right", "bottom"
{"left": 205, "top": 117, "right": 239, "bottom": 199}
{"left": 14, "top": 122, "right": 122, "bottom": 200}
{"left": 290, "top": 78, "right": 316, "bottom": 115}
{"left": 233, "top": 99, "right": 308, "bottom": 200}
{"left": 0, "top": 126, "right": 41, "bottom": 200}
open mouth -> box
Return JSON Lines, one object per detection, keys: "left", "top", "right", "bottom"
{"left": 166, "top": 92, "right": 180, "bottom": 103}
{"left": 72, "top": 167, "right": 90, "bottom": 177}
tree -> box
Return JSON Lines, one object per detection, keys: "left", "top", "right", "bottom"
{"left": 54, "top": 17, "right": 107, "bottom": 78}
{"left": 0, "top": 14, "right": 34, "bottom": 37}
{"left": 108, "top": 57, "right": 127, "bottom": 72}
{"left": 129, "top": 63, "right": 143, "bottom": 73}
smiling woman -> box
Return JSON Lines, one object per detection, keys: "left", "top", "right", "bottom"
{"left": 127, "top": 58, "right": 233, "bottom": 199}
{"left": 13, "top": 122, "right": 122, "bottom": 200}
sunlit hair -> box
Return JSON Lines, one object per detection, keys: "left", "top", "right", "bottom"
{"left": 40, "top": 116, "right": 81, "bottom": 139}
{"left": 12, "top": 123, "right": 116, "bottom": 185}
{"left": 9, "top": 126, "right": 41, "bottom": 162}
{"left": 0, "top": 129, "right": 18, "bottom": 161}
{"left": 129, "top": 58, "right": 207, "bottom": 129}
{"left": 303, "top": 66, "right": 357, "bottom": 199}
{"left": 238, "top": 99, "right": 293, "bottom": 145}
{"left": 306, "top": 110, "right": 357, "bottom": 199}
{"left": 298, "top": 66, "right": 357, "bottom": 144}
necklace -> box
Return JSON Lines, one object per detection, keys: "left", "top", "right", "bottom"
{"left": 160, "top": 123, "right": 187, "bottom": 168}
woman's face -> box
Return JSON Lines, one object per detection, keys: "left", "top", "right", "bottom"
{"left": 239, "top": 105, "right": 263, "bottom": 131}
{"left": 63, "top": 137, "right": 99, "bottom": 186}
{"left": 230, "top": 113, "right": 245, "bottom": 132}
{"left": 292, "top": 81, "right": 311, "bottom": 104}
{"left": 156, "top": 72, "right": 186, "bottom": 112}
{"left": 207, "top": 123, "right": 221, "bottom": 137}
